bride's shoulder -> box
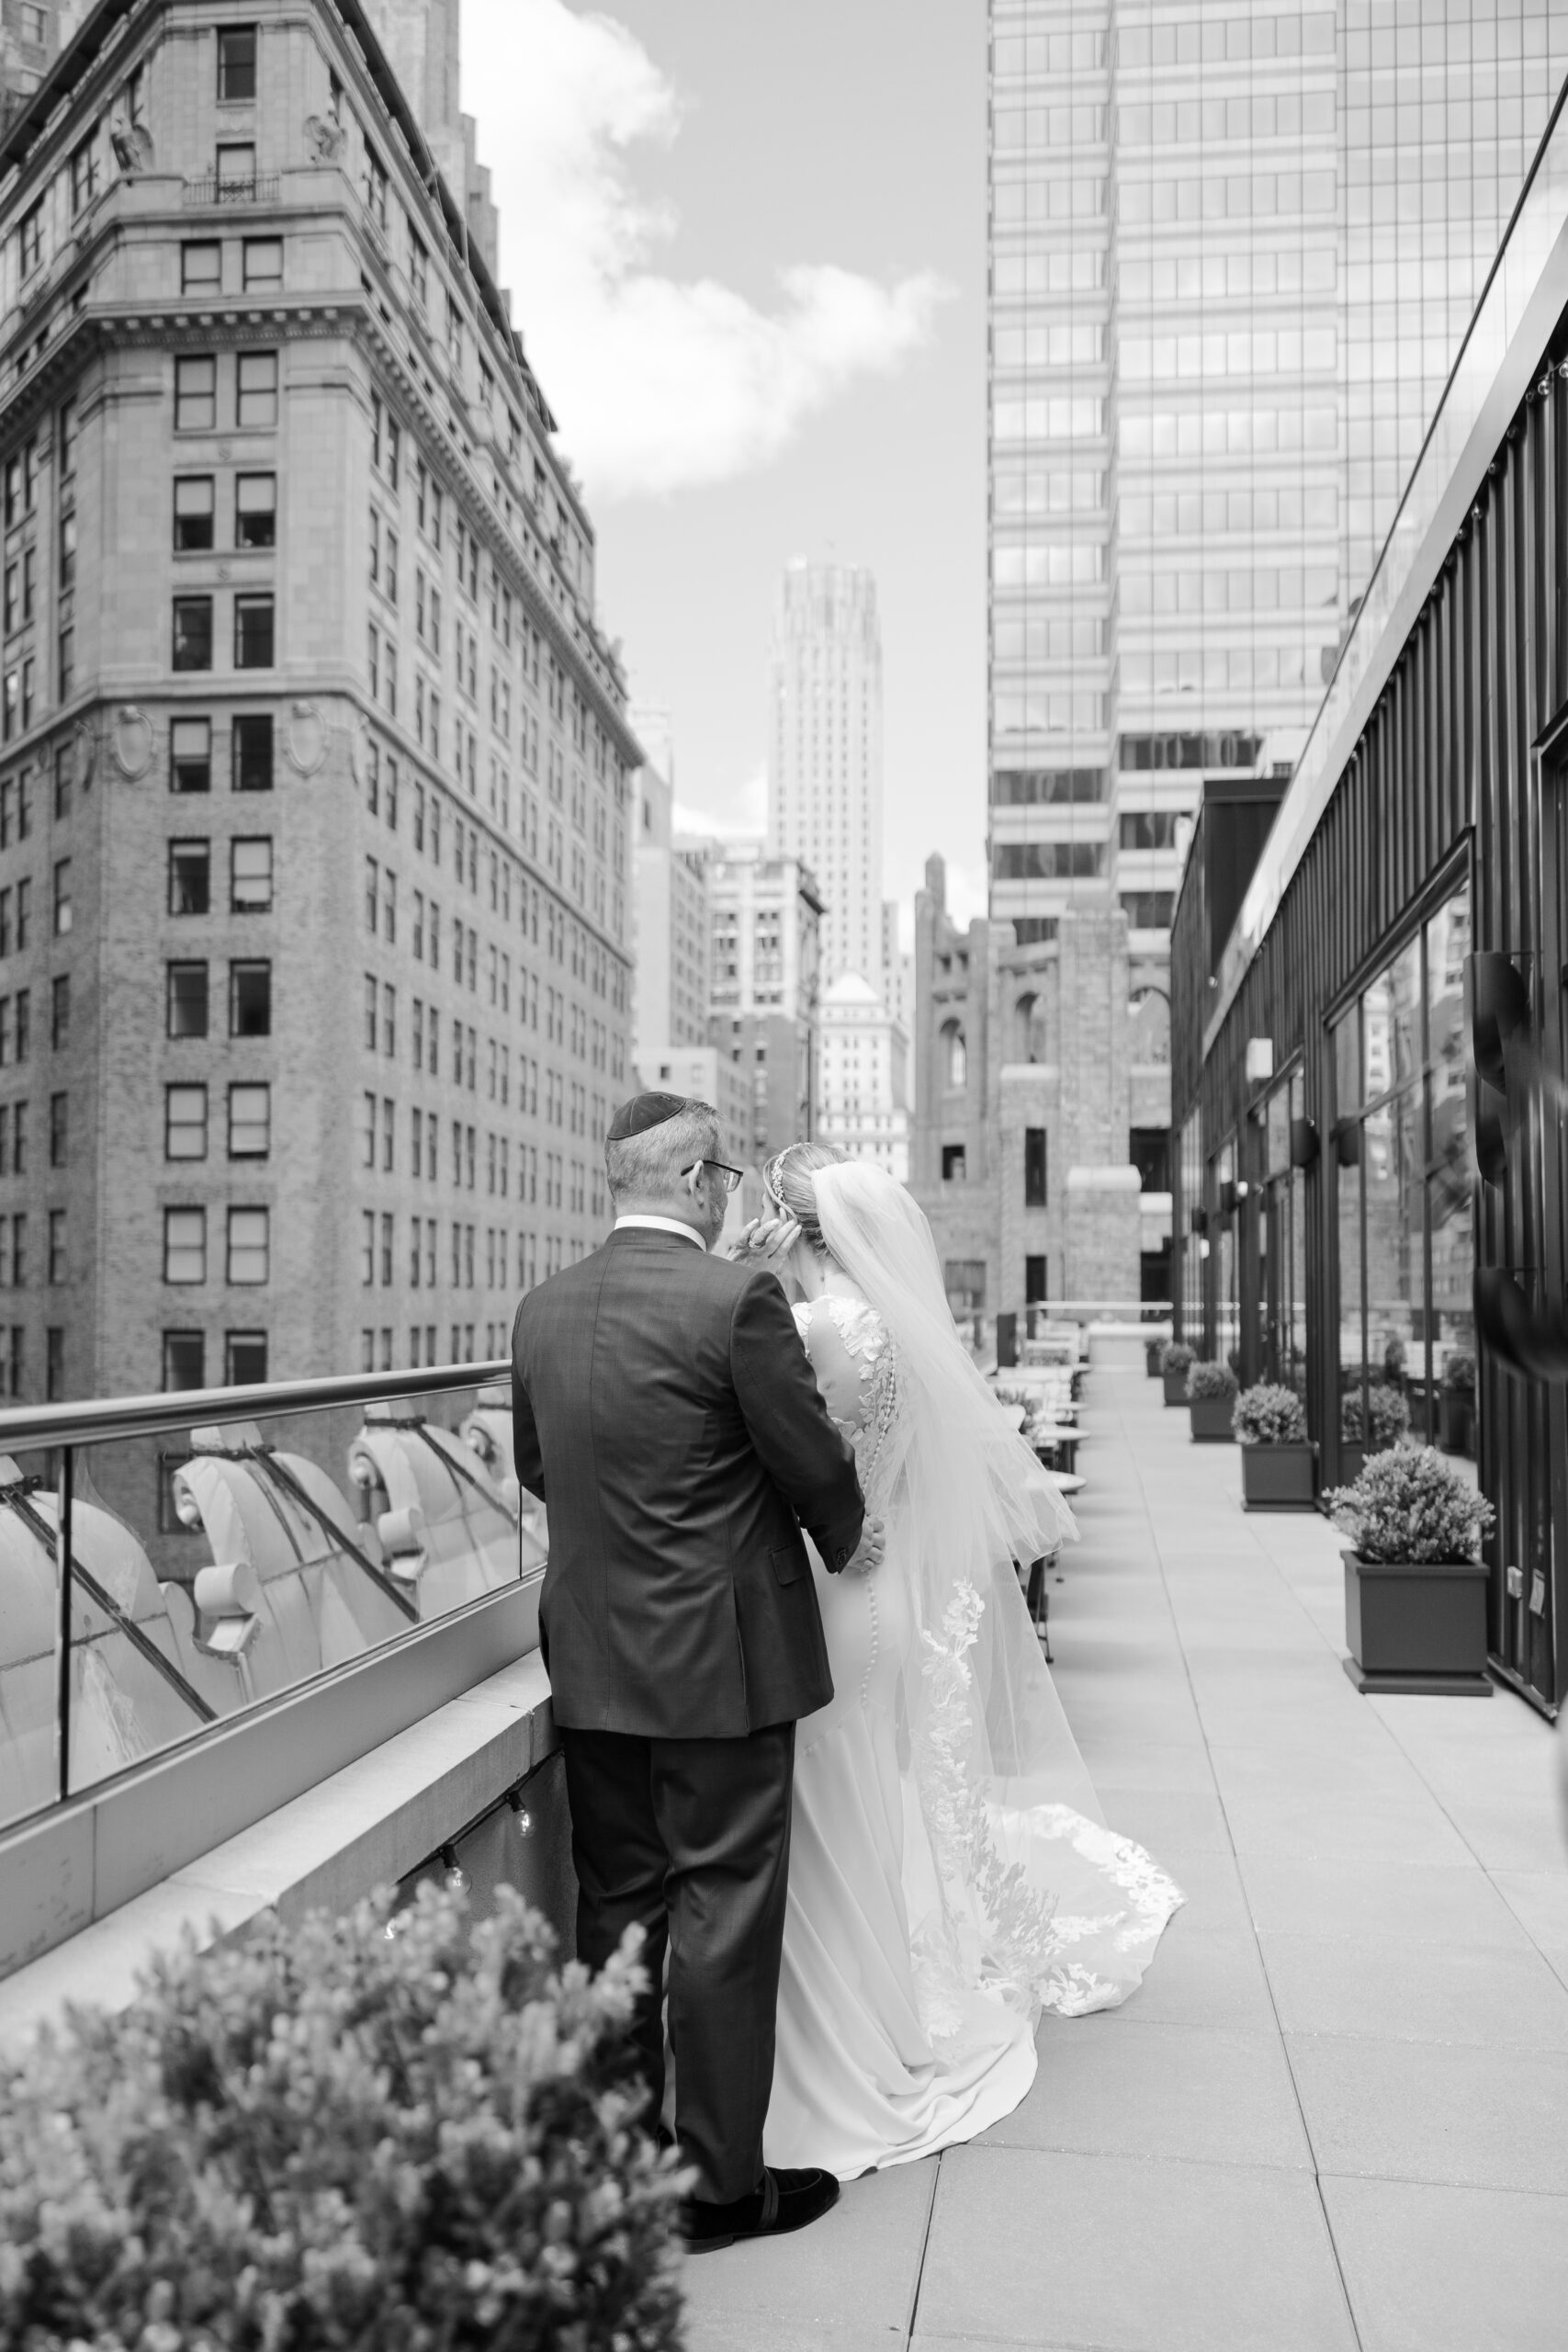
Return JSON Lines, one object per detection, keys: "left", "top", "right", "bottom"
{"left": 800, "top": 1290, "right": 890, "bottom": 1364}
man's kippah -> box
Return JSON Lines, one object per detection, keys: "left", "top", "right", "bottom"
{"left": 606, "top": 1091, "right": 688, "bottom": 1144}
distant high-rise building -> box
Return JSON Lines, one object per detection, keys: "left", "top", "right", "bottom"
{"left": 0, "top": 0, "right": 637, "bottom": 1405}
{"left": 818, "top": 972, "right": 908, "bottom": 1182}
{"left": 361, "top": 0, "right": 501, "bottom": 284}
{"left": 631, "top": 725, "right": 711, "bottom": 1059}
{"left": 987, "top": 0, "right": 1568, "bottom": 951}
{"left": 768, "top": 560, "right": 883, "bottom": 990}
{"left": 1, "top": 0, "right": 66, "bottom": 130}
{"left": 689, "top": 839, "right": 824, "bottom": 1160}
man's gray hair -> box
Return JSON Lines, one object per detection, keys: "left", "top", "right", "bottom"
{"left": 605, "top": 1099, "right": 722, "bottom": 1204}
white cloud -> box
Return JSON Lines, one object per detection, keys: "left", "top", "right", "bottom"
{"left": 463, "top": 0, "right": 946, "bottom": 501}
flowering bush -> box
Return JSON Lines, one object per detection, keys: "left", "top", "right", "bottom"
{"left": 0, "top": 1882, "right": 686, "bottom": 2352}
{"left": 1234, "top": 1383, "right": 1308, "bottom": 1446}
{"left": 1444, "top": 1351, "right": 1477, "bottom": 1396}
{"left": 1341, "top": 1383, "right": 1411, "bottom": 1449}
{"left": 1160, "top": 1340, "right": 1195, "bottom": 1377}
{"left": 1186, "top": 1360, "right": 1238, "bottom": 1403}
{"left": 1324, "top": 1444, "right": 1495, "bottom": 1565}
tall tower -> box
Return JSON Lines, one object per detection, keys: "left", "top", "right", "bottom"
{"left": 987, "top": 0, "right": 1568, "bottom": 956}
{"left": 768, "top": 560, "right": 883, "bottom": 991}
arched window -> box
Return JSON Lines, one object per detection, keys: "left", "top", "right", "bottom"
{"left": 1129, "top": 988, "right": 1171, "bottom": 1066}
{"left": 941, "top": 1020, "right": 967, "bottom": 1090}
{"left": 1014, "top": 991, "right": 1049, "bottom": 1064}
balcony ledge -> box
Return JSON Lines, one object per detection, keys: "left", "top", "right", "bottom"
{"left": 0, "top": 1650, "right": 555, "bottom": 2057}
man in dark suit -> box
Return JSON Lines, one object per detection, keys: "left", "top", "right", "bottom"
{"left": 512, "top": 1091, "right": 879, "bottom": 2251}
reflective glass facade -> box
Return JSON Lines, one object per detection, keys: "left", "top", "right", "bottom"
{"left": 988, "top": 0, "right": 1568, "bottom": 952}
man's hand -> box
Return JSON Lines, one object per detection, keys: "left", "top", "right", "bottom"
{"left": 727, "top": 1213, "right": 801, "bottom": 1270}
{"left": 845, "top": 1516, "right": 886, "bottom": 1576}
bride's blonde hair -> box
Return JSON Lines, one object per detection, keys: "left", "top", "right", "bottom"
{"left": 762, "top": 1141, "right": 849, "bottom": 1257}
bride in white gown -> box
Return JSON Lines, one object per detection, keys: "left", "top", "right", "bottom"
{"left": 750, "top": 1145, "right": 1184, "bottom": 2180}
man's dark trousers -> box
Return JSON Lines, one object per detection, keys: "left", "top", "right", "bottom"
{"left": 561, "top": 1720, "right": 795, "bottom": 2207}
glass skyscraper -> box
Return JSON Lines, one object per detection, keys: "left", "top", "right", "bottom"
{"left": 988, "top": 0, "right": 1568, "bottom": 948}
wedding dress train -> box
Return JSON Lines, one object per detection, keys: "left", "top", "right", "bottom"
{"left": 762, "top": 1175, "right": 1183, "bottom": 2180}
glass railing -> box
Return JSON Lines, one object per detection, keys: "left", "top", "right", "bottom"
{"left": 0, "top": 1362, "right": 541, "bottom": 1838}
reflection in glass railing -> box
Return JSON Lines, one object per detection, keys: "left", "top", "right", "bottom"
{"left": 0, "top": 1373, "right": 542, "bottom": 1837}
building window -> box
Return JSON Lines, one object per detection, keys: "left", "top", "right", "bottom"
{"left": 165, "top": 1082, "right": 208, "bottom": 1160}
{"left": 1024, "top": 1126, "right": 1047, "bottom": 1208}
{"left": 1119, "top": 891, "right": 1176, "bottom": 931}
{"left": 164, "top": 1207, "right": 207, "bottom": 1284}
{"left": 242, "top": 238, "right": 282, "bottom": 289}
{"left": 163, "top": 1330, "right": 206, "bottom": 1391}
{"left": 235, "top": 471, "right": 275, "bottom": 547}
{"left": 228, "top": 1081, "right": 269, "bottom": 1158}
{"left": 216, "top": 141, "right": 255, "bottom": 192}
{"left": 226, "top": 1329, "right": 267, "bottom": 1384}
{"left": 234, "top": 594, "right": 274, "bottom": 667}
{"left": 51, "top": 858, "right": 70, "bottom": 936}
{"left": 167, "top": 961, "right": 209, "bottom": 1038}
{"left": 168, "top": 839, "right": 210, "bottom": 915}
{"left": 45, "top": 1324, "right": 62, "bottom": 1399}
{"left": 171, "top": 717, "right": 211, "bottom": 793}
{"left": 175, "top": 356, "right": 217, "bottom": 431}
{"left": 174, "top": 476, "right": 215, "bottom": 550}
{"left": 181, "top": 241, "right": 220, "bottom": 294}
{"left": 229, "top": 959, "right": 271, "bottom": 1036}
{"left": 58, "top": 509, "right": 75, "bottom": 593}
{"left": 1025, "top": 1255, "right": 1047, "bottom": 1306}
{"left": 50, "top": 972, "right": 68, "bottom": 1049}
{"left": 68, "top": 135, "right": 99, "bottom": 217}
{"left": 57, "top": 628, "right": 73, "bottom": 701}
{"left": 47, "top": 1209, "right": 64, "bottom": 1286}
{"left": 226, "top": 1207, "right": 269, "bottom": 1285}
{"left": 232, "top": 712, "right": 273, "bottom": 790}
{"left": 173, "top": 595, "right": 214, "bottom": 671}
{"left": 48, "top": 1091, "right": 65, "bottom": 1168}
{"left": 941, "top": 1022, "right": 966, "bottom": 1090}
{"left": 218, "top": 25, "right": 258, "bottom": 102}
{"left": 235, "top": 351, "right": 277, "bottom": 429}
{"left": 19, "top": 200, "right": 42, "bottom": 279}
{"left": 942, "top": 1144, "right": 967, "bottom": 1182}
{"left": 230, "top": 836, "right": 273, "bottom": 912}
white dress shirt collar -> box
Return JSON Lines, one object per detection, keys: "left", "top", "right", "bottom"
{"left": 614, "top": 1214, "right": 706, "bottom": 1251}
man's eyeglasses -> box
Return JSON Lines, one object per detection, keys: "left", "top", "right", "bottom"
{"left": 683, "top": 1158, "right": 745, "bottom": 1196}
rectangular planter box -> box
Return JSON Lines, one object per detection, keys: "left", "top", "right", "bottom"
{"left": 1189, "top": 1395, "right": 1236, "bottom": 1442}
{"left": 1162, "top": 1369, "right": 1190, "bottom": 1407}
{"left": 1240, "top": 1442, "right": 1316, "bottom": 1510}
{"left": 1342, "top": 1549, "right": 1493, "bottom": 1696}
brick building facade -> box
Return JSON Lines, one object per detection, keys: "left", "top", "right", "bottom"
{"left": 911, "top": 856, "right": 1171, "bottom": 1328}
{"left": 0, "top": 0, "right": 637, "bottom": 1403}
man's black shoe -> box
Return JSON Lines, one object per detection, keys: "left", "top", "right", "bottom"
{"left": 681, "top": 2165, "right": 840, "bottom": 2254}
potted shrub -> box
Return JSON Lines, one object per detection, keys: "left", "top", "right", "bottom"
{"left": 1324, "top": 1445, "right": 1496, "bottom": 1696}
{"left": 1440, "top": 1351, "right": 1476, "bottom": 1456}
{"left": 0, "top": 1882, "right": 687, "bottom": 2350}
{"left": 1339, "top": 1381, "right": 1411, "bottom": 1480}
{"left": 1187, "top": 1359, "right": 1239, "bottom": 1442}
{"left": 1145, "top": 1334, "right": 1166, "bottom": 1378}
{"left": 1235, "top": 1382, "right": 1315, "bottom": 1509}
{"left": 1160, "top": 1339, "right": 1194, "bottom": 1407}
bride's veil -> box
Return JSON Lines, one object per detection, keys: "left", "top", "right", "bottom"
{"left": 811, "top": 1161, "right": 1104, "bottom": 1834}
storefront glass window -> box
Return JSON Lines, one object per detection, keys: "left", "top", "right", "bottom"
{"left": 1332, "top": 875, "right": 1474, "bottom": 1463}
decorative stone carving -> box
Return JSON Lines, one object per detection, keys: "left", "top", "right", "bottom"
{"left": 286, "top": 700, "right": 326, "bottom": 777}
{"left": 112, "top": 707, "right": 153, "bottom": 782}
{"left": 347, "top": 710, "right": 372, "bottom": 787}
{"left": 110, "top": 123, "right": 155, "bottom": 174}
{"left": 305, "top": 114, "right": 347, "bottom": 164}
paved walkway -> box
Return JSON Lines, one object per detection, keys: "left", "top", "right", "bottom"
{"left": 682, "top": 1364, "right": 1568, "bottom": 2352}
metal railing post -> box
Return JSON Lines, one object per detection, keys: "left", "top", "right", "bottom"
{"left": 53, "top": 1443, "right": 73, "bottom": 1804}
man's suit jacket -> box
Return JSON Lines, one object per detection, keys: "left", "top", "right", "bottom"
{"left": 512, "top": 1225, "right": 866, "bottom": 1739}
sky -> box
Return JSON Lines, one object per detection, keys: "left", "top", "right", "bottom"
{"left": 461, "top": 0, "right": 988, "bottom": 934}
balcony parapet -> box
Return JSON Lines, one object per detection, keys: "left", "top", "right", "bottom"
{"left": 0, "top": 1360, "right": 547, "bottom": 1993}
{"left": 181, "top": 172, "right": 282, "bottom": 209}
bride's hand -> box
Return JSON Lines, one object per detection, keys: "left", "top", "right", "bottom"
{"left": 845, "top": 1516, "right": 886, "bottom": 1576}
{"left": 728, "top": 1214, "right": 801, "bottom": 1269}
